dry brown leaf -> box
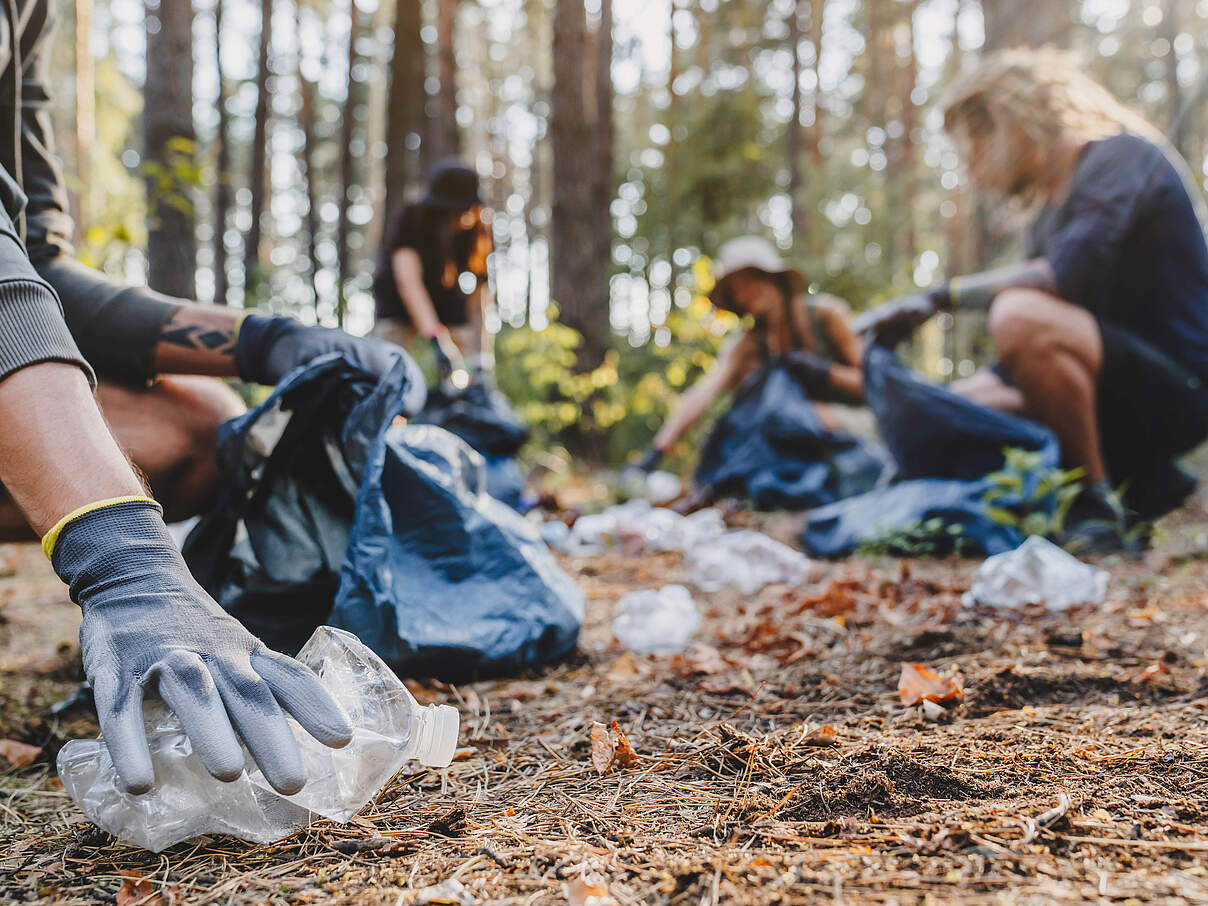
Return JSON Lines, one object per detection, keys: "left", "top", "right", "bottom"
{"left": 0, "top": 740, "right": 41, "bottom": 770}
{"left": 116, "top": 871, "right": 163, "bottom": 906}
{"left": 610, "top": 720, "right": 638, "bottom": 768}
{"left": 802, "top": 725, "right": 839, "bottom": 747}
{"left": 604, "top": 652, "right": 645, "bottom": 683}
{"left": 679, "top": 642, "right": 727, "bottom": 676}
{"left": 791, "top": 580, "right": 860, "bottom": 617}
{"left": 590, "top": 721, "right": 615, "bottom": 776}
{"left": 1133, "top": 663, "right": 1169, "bottom": 684}
{"left": 898, "top": 663, "right": 966, "bottom": 705}
{"left": 566, "top": 879, "right": 618, "bottom": 906}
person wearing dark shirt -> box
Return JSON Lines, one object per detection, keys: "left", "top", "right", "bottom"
{"left": 0, "top": 0, "right": 424, "bottom": 795}
{"left": 373, "top": 161, "right": 493, "bottom": 374}
{"left": 859, "top": 49, "right": 1208, "bottom": 548}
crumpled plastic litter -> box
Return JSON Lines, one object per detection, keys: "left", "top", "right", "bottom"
{"left": 554, "top": 502, "right": 725, "bottom": 557}
{"left": 963, "top": 535, "right": 1109, "bottom": 611}
{"left": 612, "top": 585, "right": 701, "bottom": 654}
{"left": 57, "top": 627, "right": 460, "bottom": 853}
{"left": 687, "top": 530, "right": 813, "bottom": 594}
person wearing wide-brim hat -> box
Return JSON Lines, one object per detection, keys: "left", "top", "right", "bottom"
{"left": 635, "top": 236, "right": 865, "bottom": 471}
{"left": 373, "top": 160, "right": 495, "bottom": 376}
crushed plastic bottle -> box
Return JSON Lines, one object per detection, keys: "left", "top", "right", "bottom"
{"left": 963, "top": 535, "right": 1108, "bottom": 611}
{"left": 555, "top": 502, "right": 725, "bottom": 557}
{"left": 644, "top": 470, "right": 683, "bottom": 505}
{"left": 57, "top": 627, "right": 460, "bottom": 852}
{"left": 612, "top": 584, "right": 701, "bottom": 655}
{"left": 687, "top": 530, "right": 813, "bottom": 594}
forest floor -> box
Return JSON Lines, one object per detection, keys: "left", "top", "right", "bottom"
{"left": 4, "top": 474, "right": 1208, "bottom": 904}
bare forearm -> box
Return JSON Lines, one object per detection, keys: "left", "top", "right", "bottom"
{"left": 947, "top": 259, "right": 1056, "bottom": 310}
{"left": 827, "top": 362, "right": 864, "bottom": 399}
{"left": 152, "top": 303, "right": 241, "bottom": 376}
{"left": 654, "top": 388, "right": 712, "bottom": 451}
{"left": 0, "top": 364, "right": 145, "bottom": 534}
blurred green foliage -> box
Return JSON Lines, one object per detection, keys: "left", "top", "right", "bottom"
{"left": 495, "top": 288, "right": 741, "bottom": 467}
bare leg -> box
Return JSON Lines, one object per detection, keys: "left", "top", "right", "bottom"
{"left": 987, "top": 288, "right": 1106, "bottom": 482}
{"left": 951, "top": 368, "right": 1028, "bottom": 413}
{"left": 0, "top": 375, "right": 245, "bottom": 540}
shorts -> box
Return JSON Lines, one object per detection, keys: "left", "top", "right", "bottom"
{"left": 992, "top": 319, "right": 1208, "bottom": 478}
{"left": 1095, "top": 319, "right": 1208, "bottom": 479}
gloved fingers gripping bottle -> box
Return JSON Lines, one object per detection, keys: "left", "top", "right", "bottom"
{"left": 45, "top": 496, "right": 354, "bottom": 795}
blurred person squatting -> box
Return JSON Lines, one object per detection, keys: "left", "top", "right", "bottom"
{"left": 636, "top": 235, "right": 865, "bottom": 474}
{"left": 861, "top": 48, "right": 1208, "bottom": 549}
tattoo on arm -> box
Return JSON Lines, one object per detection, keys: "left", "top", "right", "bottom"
{"left": 160, "top": 323, "right": 236, "bottom": 356}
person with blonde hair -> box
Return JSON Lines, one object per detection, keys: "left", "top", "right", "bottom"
{"left": 862, "top": 48, "right": 1208, "bottom": 549}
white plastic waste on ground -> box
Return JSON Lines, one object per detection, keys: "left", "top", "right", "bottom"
{"left": 687, "top": 529, "right": 814, "bottom": 594}
{"left": 57, "top": 627, "right": 460, "bottom": 852}
{"left": 554, "top": 501, "right": 725, "bottom": 557}
{"left": 612, "top": 584, "right": 701, "bottom": 654}
{"left": 963, "top": 535, "right": 1109, "bottom": 611}
{"left": 643, "top": 470, "right": 684, "bottom": 505}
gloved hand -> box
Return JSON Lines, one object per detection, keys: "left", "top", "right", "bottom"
{"left": 635, "top": 447, "right": 664, "bottom": 473}
{"left": 46, "top": 497, "right": 354, "bottom": 795}
{"left": 430, "top": 331, "right": 468, "bottom": 385}
{"left": 783, "top": 349, "right": 834, "bottom": 398}
{"left": 851, "top": 287, "right": 948, "bottom": 349}
{"left": 236, "top": 314, "right": 426, "bottom": 414}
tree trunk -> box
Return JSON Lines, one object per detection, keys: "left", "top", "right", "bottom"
{"left": 551, "top": 0, "right": 606, "bottom": 370}
{"left": 297, "top": 1, "right": 320, "bottom": 317}
{"left": 212, "top": 0, "right": 231, "bottom": 304}
{"left": 591, "top": 0, "right": 614, "bottom": 324}
{"left": 336, "top": 0, "right": 363, "bottom": 327}
{"left": 244, "top": 0, "right": 273, "bottom": 299}
{"left": 786, "top": 0, "right": 803, "bottom": 245}
{"left": 144, "top": 0, "right": 197, "bottom": 299}
{"left": 980, "top": 0, "right": 1072, "bottom": 52}
{"left": 435, "top": 0, "right": 460, "bottom": 158}
{"left": 1163, "top": 0, "right": 1187, "bottom": 159}
{"left": 385, "top": 0, "right": 427, "bottom": 217}
{"left": 75, "top": 0, "right": 94, "bottom": 238}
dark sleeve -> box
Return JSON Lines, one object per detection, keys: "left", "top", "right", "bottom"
{"left": 1042, "top": 135, "right": 1163, "bottom": 313}
{"left": 36, "top": 256, "right": 182, "bottom": 386}
{"left": 10, "top": 0, "right": 74, "bottom": 262}
{"left": 0, "top": 168, "right": 93, "bottom": 387}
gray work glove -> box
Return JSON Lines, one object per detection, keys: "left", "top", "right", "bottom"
{"left": 236, "top": 314, "right": 427, "bottom": 415}
{"left": 47, "top": 497, "right": 353, "bottom": 795}
{"left": 783, "top": 350, "right": 835, "bottom": 398}
{"left": 852, "top": 286, "right": 948, "bottom": 349}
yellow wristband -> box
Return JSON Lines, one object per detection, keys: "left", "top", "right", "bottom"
{"left": 41, "top": 495, "right": 162, "bottom": 561}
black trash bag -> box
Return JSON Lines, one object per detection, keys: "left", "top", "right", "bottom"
{"left": 413, "top": 380, "right": 529, "bottom": 457}
{"left": 693, "top": 357, "right": 889, "bottom": 510}
{"left": 802, "top": 347, "right": 1060, "bottom": 558}
{"left": 183, "top": 354, "right": 582, "bottom": 679}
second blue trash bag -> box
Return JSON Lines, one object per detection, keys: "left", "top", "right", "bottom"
{"left": 693, "top": 357, "right": 889, "bottom": 510}
{"left": 802, "top": 347, "right": 1060, "bottom": 557}
{"left": 183, "top": 354, "right": 582, "bottom": 680}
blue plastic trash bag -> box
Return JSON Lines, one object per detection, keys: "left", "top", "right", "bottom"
{"left": 413, "top": 380, "right": 530, "bottom": 507}
{"left": 183, "top": 354, "right": 582, "bottom": 679}
{"left": 802, "top": 347, "right": 1060, "bottom": 557}
{"left": 694, "top": 358, "right": 889, "bottom": 510}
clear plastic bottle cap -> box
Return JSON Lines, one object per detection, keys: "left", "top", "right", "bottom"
{"left": 419, "top": 704, "right": 460, "bottom": 767}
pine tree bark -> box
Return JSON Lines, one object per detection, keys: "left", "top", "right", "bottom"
{"left": 144, "top": 0, "right": 197, "bottom": 299}
{"left": 787, "top": 0, "right": 803, "bottom": 245}
{"left": 435, "top": 0, "right": 460, "bottom": 158}
{"left": 212, "top": 0, "right": 231, "bottom": 304}
{"left": 336, "top": 0, "right": 363, "bottom": 327}
{"left": 75, "top": 0, "right": 94, "bottom": 238}
{"left": 297, "top": 1, "right": 320, "bottom": 316}
{"left": 244, "top": 0, "right": 273, "bottom": 299}
{"left": 980, "top": 0, "right": 1072, "bottom": 51}
{"left": 385, "top": 0, "right": 427, "bottom": 216}
{"left": 591, "top": 0, "right": 614, "bottom": 323}
{"left": 551, "top": 0, "right": 606, "bottom": 370}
